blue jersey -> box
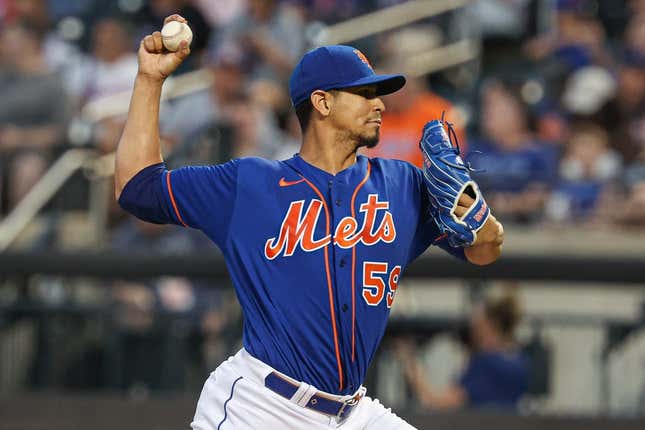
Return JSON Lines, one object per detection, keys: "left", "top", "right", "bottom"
{"left": 119, "top": 154, "right": 465, "bottom": 395}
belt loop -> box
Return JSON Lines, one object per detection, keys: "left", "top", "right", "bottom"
{"left": 295, "top": 383, "right": 318, "bottom": 407}
{"left": 290, "top": 382, "right": 309, "bottom": 405}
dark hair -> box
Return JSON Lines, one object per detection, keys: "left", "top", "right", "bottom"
{"left": 484, "top": 291, "right": 521, "bottom": 338}
{"left": 295, "top": 99, "right": 313, "bottom": 132}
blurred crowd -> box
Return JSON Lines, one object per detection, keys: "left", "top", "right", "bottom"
{"left": 466, "top": 0, "right": 645, "bottom": 228}
{"left": 0, "top": 0, "right": 643, "bottom": 230}
{"left": 0, "top": 0, "right": 644, "bottom": 400}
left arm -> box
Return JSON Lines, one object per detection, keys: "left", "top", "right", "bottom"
{"left": 454, "top": 194, "right": 504, "bottom": 265}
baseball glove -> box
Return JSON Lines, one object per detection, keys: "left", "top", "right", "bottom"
{"left": 419, "top": 116, "right": 489, "bottom": 248}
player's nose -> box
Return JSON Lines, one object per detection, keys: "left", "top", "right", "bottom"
{"left": 372, "top": 96, "right": 385, "bottom": 113}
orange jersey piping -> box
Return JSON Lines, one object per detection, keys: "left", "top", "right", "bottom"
{"left": 166, "top": 171, "right": 188, "bottom": 227}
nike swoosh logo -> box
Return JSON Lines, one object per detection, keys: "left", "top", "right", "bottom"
{"left": 279, "top": 177, "right": 305, "bottom": 187}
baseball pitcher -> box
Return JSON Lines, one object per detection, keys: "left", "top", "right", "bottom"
{"left": 116, "top": 15, "right": 504, "bottom": 429}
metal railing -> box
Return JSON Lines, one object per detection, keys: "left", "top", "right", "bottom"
{"left": 317, "top": 0, "right": 470, "bottom": 45}
{"left": 0, "top": 150, "right": 93, "bottom": 251}
{"left": 0, "top": 68, "right": 216, "bottom": 252}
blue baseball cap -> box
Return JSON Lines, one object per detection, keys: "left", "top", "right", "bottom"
{"left": 289, "top": 45, "right": 406, "bottom": 107}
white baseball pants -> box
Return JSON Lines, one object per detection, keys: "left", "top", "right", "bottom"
{"left": 190, "top": 348, "right": 417, "bottom": 429}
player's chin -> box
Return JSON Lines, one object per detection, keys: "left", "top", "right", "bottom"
{"left": 358, "top": 130, "right": 380, "bottom": 149}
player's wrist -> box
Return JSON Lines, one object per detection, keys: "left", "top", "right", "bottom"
{"left": 464, "top": 241, "right": 502, "bottom": 265}
{"left": 474, "top": 216, "right": 503, "bottom": 246}
{"left": 136, "top": 71, "right": 166, "bottom": 86}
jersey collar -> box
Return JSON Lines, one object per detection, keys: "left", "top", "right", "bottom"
{"left": 285, "top": 154, "right": 369, "bottom": 186}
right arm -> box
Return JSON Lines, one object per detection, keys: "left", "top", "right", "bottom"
{"left": 114, "top": 14, "right": 191, "bottom": 200}
{"left": 115, "top": 16, "right": 239, "bottom": 248}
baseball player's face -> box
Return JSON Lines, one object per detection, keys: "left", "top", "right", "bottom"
{"left": 329, "top": 85, "right": 385, "bottom": 149}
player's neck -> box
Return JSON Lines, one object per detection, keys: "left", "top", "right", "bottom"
{"left": 300, "top": 128, "right": 357, "bottom": 175}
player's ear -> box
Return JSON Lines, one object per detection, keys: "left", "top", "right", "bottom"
{"left": 311, "top": 90, "right": 332, "bottom": 117}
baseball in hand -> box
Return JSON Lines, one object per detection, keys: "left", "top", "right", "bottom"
{"left": 161, "top": 21, "right": 192, "bottom": 52}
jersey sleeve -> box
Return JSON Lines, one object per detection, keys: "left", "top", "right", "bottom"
{"left": 118, "top": 163, "right": 175, "bottom": 225}
{"left": 118, "top": 159, "right": 239, "bottom": 248}
{"left": 160, "top": 160, "right": 239, "bottom": 246}
{"left": 408, "top": 165, "right": 467, "bottom": 262}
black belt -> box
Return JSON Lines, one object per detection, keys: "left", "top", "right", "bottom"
{"left": 264, "top": 372, "right": 363, "bottom": 419}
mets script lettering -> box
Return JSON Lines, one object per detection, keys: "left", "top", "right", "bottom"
{"left": 264, "top": 194, "right": 396, "bottom": 260}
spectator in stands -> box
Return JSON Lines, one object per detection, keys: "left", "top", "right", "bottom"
{"left": 0, "top": 20, "right": 71, "bottom": 211}
{"left": 212, "top": 0, "right": 305, "bottom": 82}
{"left": 160, "top": 44, "right": 248, "bottom": 148}
{"left": 610, "top": 22, "right": 645, "bottom": 163}
{"left": 161, "top": 44, "right": 284, "bottom": 164}
{"left": 361, "top": 27, "right": 466, "bottom": 166}
{"left": 248, "top": 78, "right": 301, "bottom": 159}
{"left": 193, "top": 0, "right": 246, "bottom": 28}
{"left": 395, "top": 290, "right": 528, "bottom": 410}
{"left": 64, "top": 17, "right": 139, "bottom": 157}
{"left": 7, "top": 0, "right": 84, "bottom": 79}
{"left": 217, "top": 92, "right": 284, "bottom": 158}
{"left": 246, "top": 77, "right": 301, "bottom": 158}
{"left": 524, "top": 0, "right": 611, "bottom": 72}
{"left": 77, "top": 17, "right": 139, "bottom": 106}
{"left": 364, "top": 73, "right": 466, "bottom": 168}
{"left": 469, "top": 80, "right": 558, "bottom": 223}
{"left": 547, "top": 123, "right": 622, "bottom": 223}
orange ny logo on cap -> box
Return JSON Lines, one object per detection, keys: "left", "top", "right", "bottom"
{"left": 353, "top": 49, "right": 373, "bottom": 70}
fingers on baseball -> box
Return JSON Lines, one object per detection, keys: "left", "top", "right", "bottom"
{"left": 143, "top": 35, "right": 156, "bottom": 53}
{"left": 152, "top": 31, "right": 163, "bottom": 52}
{"left": 175, "top": 40, "right": 191, "bottom": 59}
{"left": 164, "top": 14, "right": 187, "bottom": 25}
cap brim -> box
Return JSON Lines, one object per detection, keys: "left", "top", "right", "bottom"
{"left": 332, "top": 74, "right": 406, "bottom": 96}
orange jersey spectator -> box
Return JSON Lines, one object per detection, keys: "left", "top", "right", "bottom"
{"left": 365, "top": 77, "right": 466, "bottom": 167}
